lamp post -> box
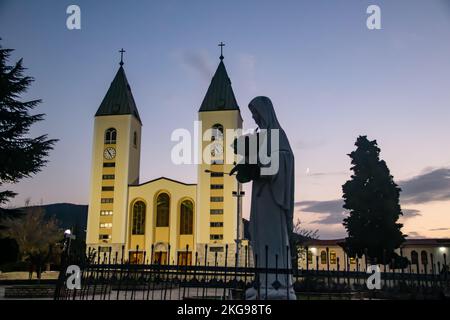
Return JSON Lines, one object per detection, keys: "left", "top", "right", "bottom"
{"left": 232, "top": 187, "right": 245, "bottom": 267}
{"left": 63, "top": 229, "right": 76, "bottom": 261}
{"left": 205, "top": 169, "right": 245, "bottom": 266}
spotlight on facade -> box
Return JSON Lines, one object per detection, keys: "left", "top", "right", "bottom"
{"left": 439, "top": 247, "right": 447, "bottom": 253}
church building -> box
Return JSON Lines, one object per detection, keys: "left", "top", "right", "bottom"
{"left": 86, "top": 48, "right": 245, "bottom": 265}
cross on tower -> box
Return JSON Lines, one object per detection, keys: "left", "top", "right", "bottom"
{"left": 218, "top": 42, "right": 225, "bottom": 60}
{"left": 119, "top": 48, "right": 126, "bottom": 66}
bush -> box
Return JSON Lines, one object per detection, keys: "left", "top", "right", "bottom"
{"left": 0, "top": 260, "right": 29, "bottom": 272}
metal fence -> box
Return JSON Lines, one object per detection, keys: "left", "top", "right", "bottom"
{"left": 54, "top": 245, "right": 450, "bottom": 300}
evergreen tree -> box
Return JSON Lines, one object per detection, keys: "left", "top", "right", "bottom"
{"left": 342, "top": 136, "right": 405, "bottom": 263}
{"left": 0, "top": 41, "right": 57, "bottom": 204}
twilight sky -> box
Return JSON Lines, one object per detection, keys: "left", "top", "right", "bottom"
{"left": 1, "top": 0, "right": 449, "bottom": 239}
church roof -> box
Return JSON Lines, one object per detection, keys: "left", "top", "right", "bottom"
{"left": 95, "top": 65, "right": 142, "bottom": 124}
{"left": 129, "top": 176, "right": 197, "bottom": 187}
{"left": 199, "top": 59, "right": 240, "bottom": 112}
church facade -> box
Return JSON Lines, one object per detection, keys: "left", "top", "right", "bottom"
{"left": 86, "top": 52, "right": 245, "bottom": 265}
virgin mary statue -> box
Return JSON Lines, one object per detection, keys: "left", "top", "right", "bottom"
{"left": 244, "top": 96, "right": 296, "bottom": 300}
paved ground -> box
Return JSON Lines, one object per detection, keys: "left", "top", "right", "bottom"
{"left": 0, "top": 285, "right": 232, "bottom": 300}
{"left": 0, "top": 271, "right": 59, "bottom": 280}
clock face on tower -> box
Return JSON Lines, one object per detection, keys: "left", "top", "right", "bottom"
{"left": 104, "top": 147, "right": 116, "bottom": 160}
{"left": 211, "top": 142, "right": 223, "bottom": 157}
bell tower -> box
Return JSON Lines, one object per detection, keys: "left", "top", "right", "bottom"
{"left": 196, "top": 45, "right": 243, "bottom": 265}
{"left": 86, "top": 50, "right": 142, "bottom": 257}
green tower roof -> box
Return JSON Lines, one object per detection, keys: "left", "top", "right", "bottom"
{"left": 199, "top": 59, "right": 240, "bottom": 112}
{"left": 95, "top": 65, "right": 142, "bottom": 124}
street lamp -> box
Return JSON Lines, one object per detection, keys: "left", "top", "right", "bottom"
{"left": 232, "top": 188, "right": 245, "bottom": 267}
{"left": 63, "top": 229, "right": 76, "bottom": 260}
{"left": 205, "top": 169, "right": 245, "bottom": 266}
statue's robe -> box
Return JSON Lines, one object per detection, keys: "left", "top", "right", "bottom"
{"left": 244, "top": 96, "right": 296, "bottom": 300}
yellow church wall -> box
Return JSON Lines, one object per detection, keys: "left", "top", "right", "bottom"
{"left": 99, "top": 218, "right": 113, "bottom": 226}
{"left": 129, "top": 235, "right": 145, "bottom": 252}
{"left": 197, "top": 110, "right": 243, "bottom": 249}
{"left": 154, "top": 227, "right": 170, "bottom": 243}
{"left": 86, "top": 59, "right": 247, "bottom": 266}
{"left": 127, "top": 178, "right": 196, "bottom": 264}
{"left": 210, "top": 177, "right": 223, "bottom": 184}
{"left": 87, "top": 114, "right": 141, "bottom": 256}
{"left": 210, "top": 202, "right": 223, "bottom": 210}
{"left": 178, "top": 235, "right": 194, "bottom": 253}
{"left": 209, "top": 215, "right": 223, "bottom": 223}
{"left": 210, "top": 189, "right": 223, "bottom": 197}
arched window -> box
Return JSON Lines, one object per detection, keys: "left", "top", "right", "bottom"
{"left": 211, "top": 124, "right": 223, "bottom": 141}
{"left": 411, "top": 250, "right": 418, "bottom": 265}
{"left": 180, "top": 200, "right": 194, "bottom": 235}
{"left": 421, "top": 250, "right": 428, "bottom": 265}
{"left": 132, "top": 201, "right": 145, "bottom": 235}
{"left": 320, "top": 250, "right": 327, "bottom": 265}
{"left": 105, "top": 128, "right": 117, "bottom": 144}
{"left": 156, "top": 193, "right": 170, "bottom": 227}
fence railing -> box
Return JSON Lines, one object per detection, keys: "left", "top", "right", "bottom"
{"left": 54, "top": 248, "right": 450, "bottom": 300}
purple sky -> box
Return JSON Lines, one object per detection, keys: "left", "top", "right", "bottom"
{"left": 1, "top": 0, "right": 450, "bottom": 238}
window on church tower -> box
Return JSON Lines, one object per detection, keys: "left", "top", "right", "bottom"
{"left": 103, "top": 162, "right": 115, "bottom": 168}
{"left": 210, "top": 234, "right": 223, "bottom": 240}
{"left": 133, "top": 131, "right": 137, "bottom": 147}
{"left": 132, "top": 201, "right": 146, "bottom": 235}
{"left": 211, "top": 124, "right": 223, "bottom": 141}
{"left": 156, "top": 193, "right": 170, "bottom": 227}
{"left": 105, "top": 128, "right": 117, "bottom": 144}
{"left": 180, "top": 200, "right": 193, "bottom": 235}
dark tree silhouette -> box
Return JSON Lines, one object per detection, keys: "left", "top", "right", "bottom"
{"left": 342, "top": 136, "right": 405, "bottom": 263}
{"left": 0, "top": 205, "right": 62, "bottom": 279}
{"left": 0, "top": 41, "right": 57, "bottom": 204}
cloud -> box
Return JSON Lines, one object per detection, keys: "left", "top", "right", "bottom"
{"left": 399, "top": 167, "right": 450, "bottom": 204}
{"left": 429, "top": 227, "right": 450, "bottom": 231}
{"left": 296, "top": 166, "right": 450, "bottom": 227}
{"left": 296, "top": 199, "right": 343, "bottom": 213}
{"left": 176, "top": 50, "right": 214, "bottom": 82}
{"left": 236, "top": 53, "right": 257, "bottom": 93}
{"left": 305, "top": 171, "right": 347, "bottom": 177}
{"left": 407, "top": 231, "right": 422, "bottom": 238}
{"left": 401, "top": 209, "right": 422, "bottom": 219}
{"left": 294, "top": 139, "right": 327, "bottom": 150}
{"left": 296, "top": 200, "right": 346, "bottom": 225}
